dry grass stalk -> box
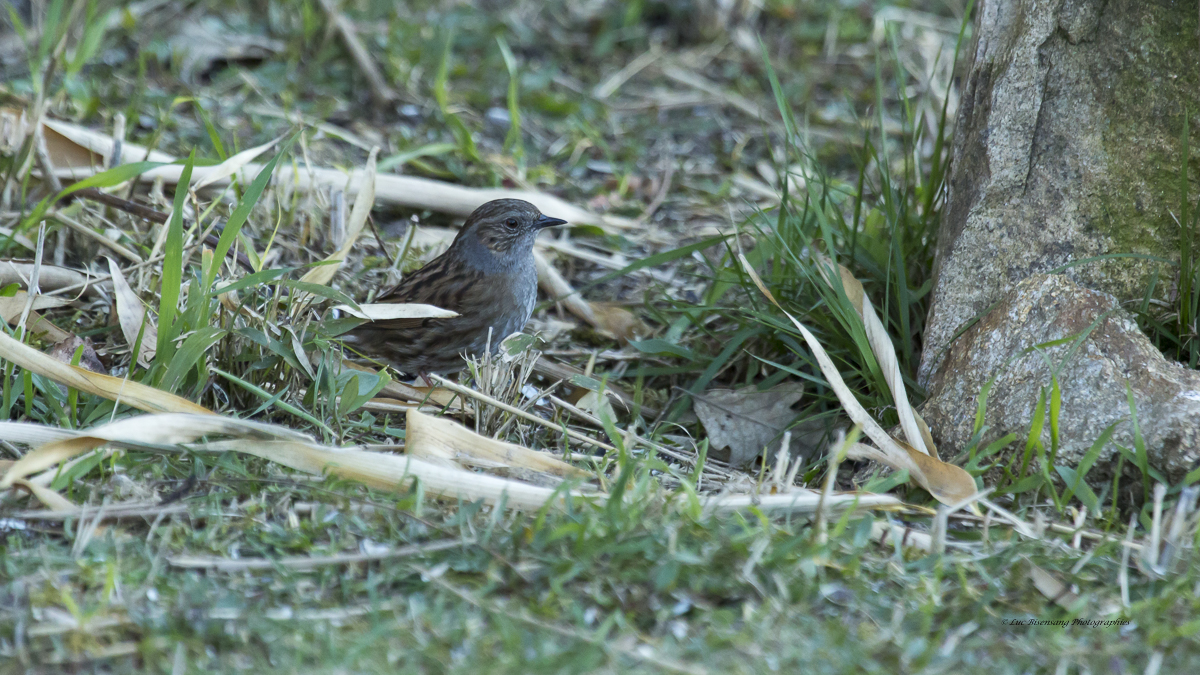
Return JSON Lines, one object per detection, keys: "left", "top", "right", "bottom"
{"left": 316, "top": 0, "right": 400, "bottom": 105}
{"left": 39, "top": 117, "right": 634, "bottom": 231}
{"left": 815, "top": 428, "right": 851, "bottom": 545}
{"left": 405, "top": 408, "right": 592, "bottom": 480}
{"left": 738, "top": 254, "right": 976, "bottom": 505}
{"left": 6, "top": 501, "right": 191, "bottom": 521}
{"left": 429, "top": 373, "right": 618, "bottom": 455}
{"left": 464, "top": 333, "right": 543, "bottom": 437}
{"left": 0, "top": 260, "right": 109, "bottom": 297}
{"left": 813, "top": 255, "right": 931, "bottom": 456}
{"left": 702, "top": 490, "right": 901, "bottom": 516}
{"left": 872, "top": 519, "right": 935, "bottom": 552}
{"left": 168, "top": 538, "right": 464, "bottom": 571}
{"left": 0, "top": 329, "right": 211, "bottom": 415}
{"left": 0, "top": 413, "right": 607, "bottom": 511}
{"left": 51, "top": 211, "right": 142, "bottom": 263}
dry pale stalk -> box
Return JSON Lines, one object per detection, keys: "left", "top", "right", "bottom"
{"left": 316, "top": 0, "right": 399, "bottom": 105}
{"left": 405, "top": 408, "right": 591, "bottom": 480}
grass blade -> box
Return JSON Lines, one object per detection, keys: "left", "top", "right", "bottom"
{"left": 157, "top": 151, "right": 195, "bottom": 362}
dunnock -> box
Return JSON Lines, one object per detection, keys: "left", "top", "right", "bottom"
{"left": 343, "top": 199, "right": 567, "bottom": 379}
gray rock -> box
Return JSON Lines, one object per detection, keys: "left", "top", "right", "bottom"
{"left": 922, "top": 274, "right": 1200, "bottom": 486}
{"left": 920, "top": 0, "right": 1200, "bottom": 386}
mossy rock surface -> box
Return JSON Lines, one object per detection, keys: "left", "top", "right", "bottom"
{"left": 922, "top": 0, "right": 1200, "bottom": 385}
{"left": 924, "top": 274, "right": 1200, "bottom": 489}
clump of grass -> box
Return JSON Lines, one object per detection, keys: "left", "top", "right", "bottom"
{"left": 8, "top": 2, "right": 1200, "bottom": 672}
{"left": 648, "top": 24, "right": 961, "bottom": 485}
{"left": 1135, "top": 112, "right": 1200, "bottom": 369}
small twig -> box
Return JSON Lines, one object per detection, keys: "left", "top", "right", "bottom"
{"left": 66, "top": 187, "right": 255, "bottom": 272}
{"left": 169, "top": 538, "right": 466, "bottom": 571}
{"left": 316, "top": 0, "right": 399, "bottom": 106}
{"left": 49, "top": 211, "right": 142, "bottom": 263}
{"left": 638, "top": 155, "right": 675, "bottom": 223}
{"left": 1119, "top": 511, "right": 1136, "bottom": 608}
{"left": 593, "top": 46, "right": 661, "bottom": 99}
{"left": 365, "top": 214, "right": 395, "bottom": 267}
{"left": 15, "top": 223, "right": 46, "bottom": 340}
{"left": 429, "top": 374, "right": 617, "bottom": 456}
{"left": 548, "top": 392, "right": 730, "bottom": 477}
{"left": 5, "top": 501, "right": 190, "bottom": 521}
{"left": 72, "top": 187, "right": 168, "bottom": 223}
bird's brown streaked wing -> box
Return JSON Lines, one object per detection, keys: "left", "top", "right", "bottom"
{"left": 365, "top": 257, "right": 484, "bottom": 331}
{"left": 373, "top": 256, "right": 451, "bottom": 304}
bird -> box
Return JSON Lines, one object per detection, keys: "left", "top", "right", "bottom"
{"left": 342, "top": 198, "right": 567, "bottom": 381}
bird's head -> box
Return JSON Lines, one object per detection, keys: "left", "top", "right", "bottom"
{"left": 453, "top": 199, "right": 567, "bottom": 259}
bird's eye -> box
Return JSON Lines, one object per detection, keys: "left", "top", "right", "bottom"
{"left": 505, "top": 217, "right": 519, "bottom": 229}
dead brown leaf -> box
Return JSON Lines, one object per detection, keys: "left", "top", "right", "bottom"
{"left": 0, "top": 291, "right": 73, "bottom": 342}
{"left": 845, "top": 440, "right": 978, "bottom": 505}
{"left": 693, "top": 382, "right": 807, "bottom": 467}
{"left": 107, "top": 259, "right": 157, "bottom": 367}
{"left": 47, "top": 336, "right": 106, "bottom": 375}
{"left": 738, "top": 254, "right": 978, "bottom": 505}
{"left": 590, "top": 302, "right": 647, "bottom": 344}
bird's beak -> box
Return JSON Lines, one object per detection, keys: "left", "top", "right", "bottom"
{"left": 535, "top": 214, "right": 568, "bottom": 229}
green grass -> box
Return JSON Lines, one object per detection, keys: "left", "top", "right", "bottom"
{"left": 1137, "top": 109, "right": 1200, "bottom": 368}
{"left": 2, "top": 0, "right": 1200, "bottom": 672}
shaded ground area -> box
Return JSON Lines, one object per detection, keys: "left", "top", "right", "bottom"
{"left": 2, "top": 1, "right": 1198, "bottom": 672}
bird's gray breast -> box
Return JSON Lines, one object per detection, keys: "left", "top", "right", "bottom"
{"left": 499, "top": 263, "right": 538, "bottom": 336}
{"left": 469, "top": 261, "right": 537, "bottom": 356}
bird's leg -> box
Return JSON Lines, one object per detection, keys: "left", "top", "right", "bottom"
{"left": 419, "top": 370, "right": 434, "bottom": 388}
